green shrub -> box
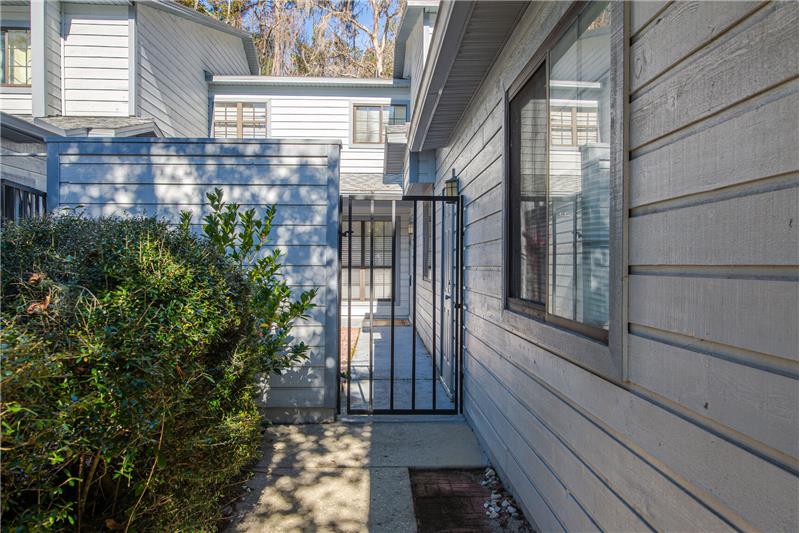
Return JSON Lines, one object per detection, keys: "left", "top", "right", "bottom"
{"left": 1, "top": 189, "right": 317, "bottom": 531}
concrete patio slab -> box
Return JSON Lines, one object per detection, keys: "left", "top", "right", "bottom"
{"left": 228, "top": 419, "right": 487, "bottom": 533}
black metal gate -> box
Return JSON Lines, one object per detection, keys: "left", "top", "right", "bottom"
{"left": 338, "top": 194, "right": 463, "bottom": 415}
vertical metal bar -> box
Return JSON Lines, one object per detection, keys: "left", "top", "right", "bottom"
{"left": 368, "top": 199, "right": 375, "bottom": 412}
{"left": 551, "top": 202, "right": 557, "bottom": 310}
{"left": 390, "top": 200, "right": 396, "bottom": 411}
{"left": 458, "top": 195, "right": 464, "bottom": 414}
{"left": 439, "top": 192, "right": 445, "bottom": 375}
{"left": 412, "top": 201, "right": 417, "bottom": 411}
{"left": 431, "top": 199, "right": 437, "bottom": 410}
{"left": 336, "top": 196, "right": 343, "bottom": 415}
{"left": 346, "top": 196, "right": 353, "bottom": 414}
{"left": 573, "top": 197, "right": 578, "bottom": 321}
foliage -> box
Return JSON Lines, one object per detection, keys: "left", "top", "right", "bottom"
{"left": 1, "top": 190, "right": 317, "bottom": 531}
{"left": 177, "top": 0, "right": 403, "bottom": 78}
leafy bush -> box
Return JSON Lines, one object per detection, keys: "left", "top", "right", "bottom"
{"left": 1, "top": 190, "right": 317, "bottom": 531}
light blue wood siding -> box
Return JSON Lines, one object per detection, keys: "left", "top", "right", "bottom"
{"left": 414, "top": 1, "right": 798, "bottom": 531}
{"left": 47, "top": 138, "right": 341, "bottom": 423}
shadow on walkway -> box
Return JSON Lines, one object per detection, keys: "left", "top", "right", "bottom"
{"left": 227, "top": 420, "right": 487, "bottom": 532}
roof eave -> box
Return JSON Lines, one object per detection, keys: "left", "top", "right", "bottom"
{"left": 392, "top": 0, "right": 440, "bottom": 79}
{"left": 0, "top": 112, "right": 51, "bottom": 142}
{"left": 408, "top": 0, "right": 527, "bottom": 152}
{"left": 407, "top": 0, "right": 474, "bottom": 152}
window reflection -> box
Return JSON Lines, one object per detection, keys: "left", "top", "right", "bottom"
{"left": 548, "top": 2, "right": 611, "bottom": 329}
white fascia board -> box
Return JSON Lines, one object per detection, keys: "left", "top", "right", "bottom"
{"left": 210, "top": 76, "right": 411, "bottom": 89}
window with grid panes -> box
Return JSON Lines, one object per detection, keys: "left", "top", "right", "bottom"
{"left": 1, "top": 28, "right": 31, "bottom": 86}
{"left": 212, "top": 102, "right": 267, "bottom": 138}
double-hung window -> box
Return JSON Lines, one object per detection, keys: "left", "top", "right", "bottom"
{"left": 212, "top": 102, "right": 268, "bottom": 138}
{"left": 506, "top": 1, "right": 611, "bottom": 342}
{"left": 353, "top": 104, "right": 408, "bottom": 144}
{"left": 1, "top": 28, "right": 31, "bottom": 86}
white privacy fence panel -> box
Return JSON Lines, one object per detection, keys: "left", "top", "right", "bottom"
{"left": 47, "top": 138, "right": 341, "bottom": 423}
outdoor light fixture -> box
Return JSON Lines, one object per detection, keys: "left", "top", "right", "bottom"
{"left": 445, "top": 169, "right": 459, "bottom": 197}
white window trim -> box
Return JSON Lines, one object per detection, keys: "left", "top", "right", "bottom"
{"left": 210, "top": 99, "right": 270, "bottom": 139}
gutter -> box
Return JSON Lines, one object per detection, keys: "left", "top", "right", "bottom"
{"left": 210, "top": 76, "right": 411, "bottom": 89}
{"left": 0, "top": 113, "right": 50, "bottom": 142}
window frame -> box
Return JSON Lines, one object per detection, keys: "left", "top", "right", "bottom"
{"left": 341, "top": 217, "right": 398, "bottom": 301}
{"left": 352, "top": 104, "right": 385, "bottom": 145}
{"left": 501, "top": 0, "right": 626, "bottom": 381}
{"left": 351, "top": 103, "right": 409, "bottom": 145}
{"left": 211, "top": 101, "right": 269, "bottom": 139}
{"left": 1, "top": 26, "right": 32, "bottom": 88}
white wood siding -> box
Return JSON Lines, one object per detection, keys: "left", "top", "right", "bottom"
{"left": 414, "top": 1, "right": 798, "bottom": 531}
{"left": 136, "top": 4, "right": 250, "bottom": 136}
{"left": 0, "top": 92, "right": 33, "bottom": 115}
{"left": 212, "top": 86, "right": 410, "bottom": 174}
{"left": 0, "top": 4, "right": 32, "bottom": 115}
{"left": 0, "top": 3, "right": 28, "bottom": 23}
{"left": 48, "top": 138, "right": 341, "bottom": 423}
{"left": 61, "top": 3, "right": 129, "bottom": 116}
{"left": 44, "top": 0, "right": 61, "bottom": 116}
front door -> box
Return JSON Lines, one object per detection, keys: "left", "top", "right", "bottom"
{"left": 439, "top": 196, "right": 458, "bottom": 397}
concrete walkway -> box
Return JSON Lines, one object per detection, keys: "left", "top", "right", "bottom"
{"left": 228, "top": 419, "right": 487, "bottom": 533}
{"left": 347, "top": 326, "right": 454, "bottom": 411}
{"left": 342, "top": 301, "right": 455, "bottom": 412}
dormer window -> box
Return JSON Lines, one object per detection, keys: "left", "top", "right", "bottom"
{"left": 1, "top": 28, "right": 31, "bottom": 87}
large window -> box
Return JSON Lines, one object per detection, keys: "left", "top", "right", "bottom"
{"left": 342, "top": 220, "right": 396, "bottom": 300}
{"left": 212, "top": 102, "right": 267, "bottom": 138}
{"left": 353, "top": 104, "right": 408, "bottom": 144}
{"left": 507, "top": 1, "right": 611, "bottom": 341}
{"left": 1, "top": 28, "right": 31, "bottom": 86}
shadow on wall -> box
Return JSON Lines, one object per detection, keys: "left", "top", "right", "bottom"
{"left": 52, "top": 139, "right": 340, "bottom": 419}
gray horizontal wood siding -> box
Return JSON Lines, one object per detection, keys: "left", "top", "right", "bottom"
{"left": 1, "top": 138, "right": 46, "bottom": 192}
{"left": 136, "top": 4, "right": 250, "bottom": 136}
{"left": 47, "top": 138, "right": 341, "bottom": 423}
{"left": 414, "top": 1, "right": 798, "bottom": 531}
